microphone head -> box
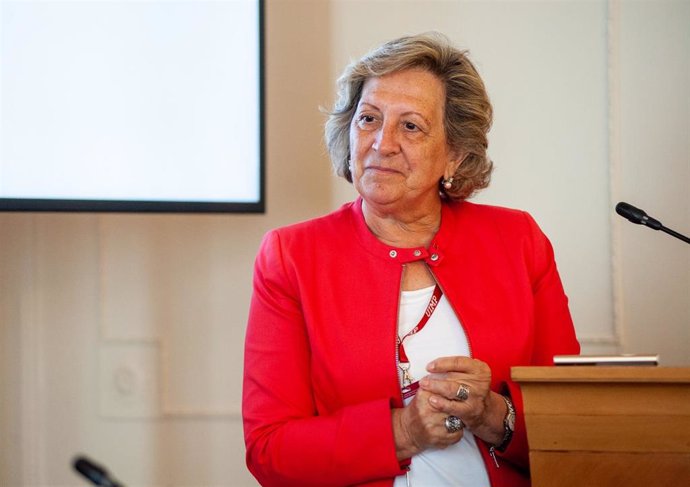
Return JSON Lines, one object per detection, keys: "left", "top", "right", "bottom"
{"left": 73, "top": 456, "right": 120, "bottom": 487}
{"left": 616, "top": 201, "right": 648, "bottom": 224}
{"left": 616, "top": 202, "right": 663, "bottom": 230}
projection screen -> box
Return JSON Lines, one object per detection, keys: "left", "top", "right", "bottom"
{"left": 0, "top": 0, "right": 264, "bottom": 213}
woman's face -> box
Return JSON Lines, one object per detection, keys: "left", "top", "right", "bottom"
{"left": 349, "top": 68, "right": 460, "bottom": 213}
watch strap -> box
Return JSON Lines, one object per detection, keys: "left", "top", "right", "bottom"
{"left": 494, "top": 394, "right": 515, "bottom": 452}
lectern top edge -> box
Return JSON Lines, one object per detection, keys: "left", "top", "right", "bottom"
{"left": 511, "top": 366, "right": 690, "bottom": 383}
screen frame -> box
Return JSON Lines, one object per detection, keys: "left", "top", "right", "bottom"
{"left": 0, "top": 0, "right": 265, "bottom": 214}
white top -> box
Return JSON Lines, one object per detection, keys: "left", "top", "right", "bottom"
{"left": 393, "top": 285, "right": 491, "bottom": 487}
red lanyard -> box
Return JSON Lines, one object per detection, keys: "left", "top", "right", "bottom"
{"left": 398, "top": 284, "right": 443, "bottom": 398}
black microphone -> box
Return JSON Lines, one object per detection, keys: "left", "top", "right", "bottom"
{"left": 73, "top": 456, "right": 124, "bottom": 487}
{"left": 615, "top": 202, "right": 690, "bottom": 245}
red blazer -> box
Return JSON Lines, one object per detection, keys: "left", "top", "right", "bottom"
{"left": 243, "top": 198, "right": 580, "bottom": 487}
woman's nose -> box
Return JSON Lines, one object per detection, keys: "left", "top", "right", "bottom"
{"left": 372, "top": 122, "right": 400, "bottom": 156}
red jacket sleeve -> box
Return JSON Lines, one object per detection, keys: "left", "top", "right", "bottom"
{"left": 242, "top": 231, "right": 404, "bottom": 487}
{"left": 497, "top": 212, "right": 580, "bottom": 469}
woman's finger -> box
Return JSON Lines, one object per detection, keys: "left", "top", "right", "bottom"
{"left": 427, "top": 356, "right": 478, "bottom": 374}
{"left": 402, "top": 389, "right": 465, "bottom": 450}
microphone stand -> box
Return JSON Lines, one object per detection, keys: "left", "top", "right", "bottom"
{"left": 660, "top": 226, "right": 690, "bottom": 245}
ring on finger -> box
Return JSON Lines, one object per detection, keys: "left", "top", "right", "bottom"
{"left": 455, "top": 383, "right": 470, "bottom": 402}
{"left": 444, "top": 415, "right": 464, "bottom": 433}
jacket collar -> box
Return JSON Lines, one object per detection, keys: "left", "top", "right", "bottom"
{"left": 349, "top": 197, "right": 462, "bottom": 266}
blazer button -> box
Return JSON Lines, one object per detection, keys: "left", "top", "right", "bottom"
{"left": 389, "top": 250, "right": 398, "bottom": 258}
{"left": 430, "top": 253, "right": 439, "bottom": 261}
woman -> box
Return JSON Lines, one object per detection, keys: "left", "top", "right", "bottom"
{"left": 243, "top": 33, "right": 579, "bottom": 487}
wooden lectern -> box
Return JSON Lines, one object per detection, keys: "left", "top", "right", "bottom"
{"left": 511, "top": 366, "right": 690, "bottom": 487}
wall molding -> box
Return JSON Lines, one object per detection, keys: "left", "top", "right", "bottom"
{"left": 19, "top": 216, "right": 46, "bottom": 485}
{"left": 578, "top": 335, "right": 620, "bottom": 346}
{"left": 607, "top": 0, "right": 625, "bottom": 353}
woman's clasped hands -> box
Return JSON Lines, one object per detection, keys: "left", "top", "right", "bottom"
{"left": 393, "top": 356, "right": 506, "bottom": 460}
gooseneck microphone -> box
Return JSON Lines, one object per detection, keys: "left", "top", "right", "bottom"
{"left": 73, "top": 456, "right": 124, "bottom": 487}
{"left": 615, "top": 202, "right": 690, "bottom": 245}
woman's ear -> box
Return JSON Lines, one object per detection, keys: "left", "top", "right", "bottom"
{"left": 445, "top": 151, "right": 467, "bottom": 179}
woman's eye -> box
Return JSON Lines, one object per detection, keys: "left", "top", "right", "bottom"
{"left": 356, "top": 114, "right": 378, "bottom": 130}
{"left": 404, "top": 122, "right": 419, "bottom": 131}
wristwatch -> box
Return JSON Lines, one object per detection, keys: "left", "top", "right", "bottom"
{"left": 495, "top": 395, "right": 515, "bottom": 452}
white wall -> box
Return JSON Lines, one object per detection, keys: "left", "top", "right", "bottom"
{"left": 613, "top": 0, "right": 689, "bottom": 364}
{"left": 1, "top": 1, "right": 688, "bottom": 486}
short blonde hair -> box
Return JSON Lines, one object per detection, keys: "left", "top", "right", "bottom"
{"left": 324, "top": 32, "right": 493, "bottom": 200}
